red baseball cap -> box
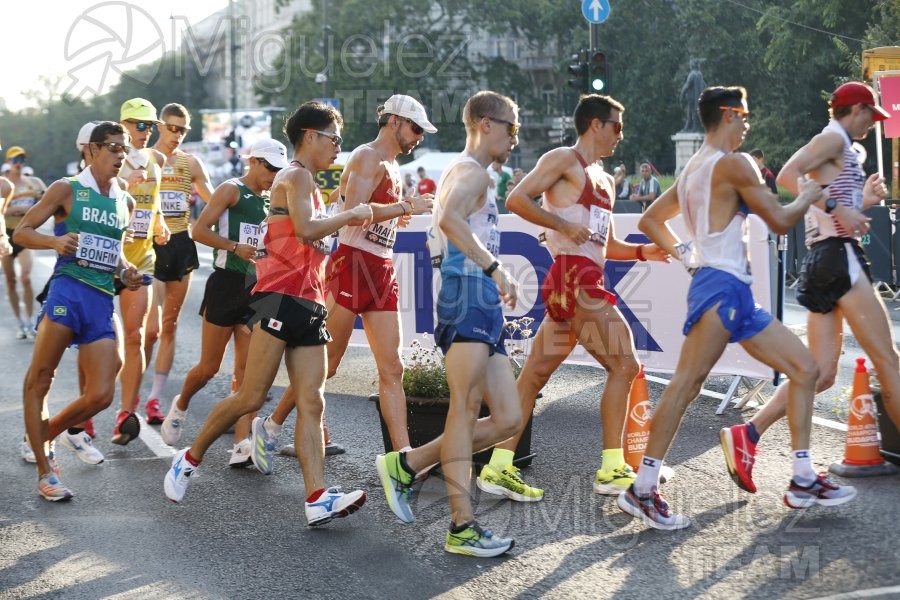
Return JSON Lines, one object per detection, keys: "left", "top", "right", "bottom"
{"left": 831, "top": 82, "right": 890, "bottom": 121}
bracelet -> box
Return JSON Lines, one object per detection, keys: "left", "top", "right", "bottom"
{"left": 484, "top": 259, "right": 500, "bottom": 277}
{"left": 232, "top": 242, "right": 239, "bottom": 252}
{"left": 399, "top": 201, "right": 409, "bottom": 215}
{"left": 636, "top": 244, "right": 646, "bottom": 261}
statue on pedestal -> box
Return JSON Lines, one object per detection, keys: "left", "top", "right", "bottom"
{"left": 679, "top": 59, "right": 706, "bottom": 133}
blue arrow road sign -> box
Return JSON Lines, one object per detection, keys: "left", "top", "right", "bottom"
{"left": 582, "top": 0, "right": 610, "bottom": 24}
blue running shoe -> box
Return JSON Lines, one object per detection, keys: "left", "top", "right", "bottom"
{"left": 784, "top": 473, "right": 857, "bottom": 509}
{"left": 250, "top": 416, "right": 278, "bottom": 475}
{"left": 38, "top": 474, "right": 73, "bottom": 502}
{"left": 305, "top": 487, "right": 366, "bottom": 526}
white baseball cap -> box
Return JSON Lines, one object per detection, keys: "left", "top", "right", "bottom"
{"left": 382, "top": 94, "right": 437, "bottom": 133}
{"left": 245, "top": 138, "right": 289, "bottom": 169}
{"left": 76, "top": 122, "right": 99, "bottom": 151}
{"left": 1, "top": 163, "right": 10, "bottom": 174}
{"left": 22, "top": 166, "right": 34, "bottom": 176}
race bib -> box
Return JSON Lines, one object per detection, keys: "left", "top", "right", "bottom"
{"left": 803, "top": 212, "right": 819, "bottom": 240}
{"left": 486, "top": 229, "right": 500, "bottom": 256}
{"left": 589, "top": 206, "right": 611, "bottom": 246}
{"left": 255, "top": 221, "right": 268, "bottom": 259}
{"left": 239, "top": 221, "right": 261, "bottom": 248}
{"left": 160, "top": 190, "right": 188, "bottom": 217}
{"left": 75, "top": 232, "right": 121, "bottom": 272}
{"left": 130, "top": 207, "right": 153, "bottom": 238}
{"left": 364, "top": 218, "right": 398, "bottom": 249}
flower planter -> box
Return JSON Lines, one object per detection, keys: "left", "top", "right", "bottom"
{"left": 369, "top": 394, "right": 535, "bottom": 468}
{"left": 875, "top": 386, "right": 900, "bottom": 466}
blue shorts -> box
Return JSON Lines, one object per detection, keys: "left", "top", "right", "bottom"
{"left": 434, "top": 274, "right": 507, "bottom": 357}
{"left": 40, "top": 275, "right": 116, "bottom": 345}
{"left": 683, "top": 268, "right": 772, "bottom": 343}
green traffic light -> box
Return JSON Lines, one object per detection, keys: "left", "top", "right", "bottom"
{"left": 591, "top": 79, "right": 605, "bottom": 91}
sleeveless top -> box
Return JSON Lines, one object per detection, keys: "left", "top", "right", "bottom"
{"left": 4, "top": 177, "right": 44, "bottom": 229}
{"left": 159, "top": 151, "right": 193, "bottom": 234}
{"left": 213, "top": 178, "right": 270, "bottom": 276}
{"left": 253, "top": 186, "right": 330, "bottom": 306}
{"left": 542, "top": 149, "right": 611, "bottom": 267}
{"left": 804, "top": 120, "right": 867, "bottom": 246}
{"left": 337, "top": 163, "right": 402, "bottom": 259}
{"left": 55, "top": 175, "right": 130, "bottom": 295}
{"left": 433, "top": 154, "right": 500, "bottom": 279}
{"left": 677, "top": 147, "right": 752, "bottom": 283}
{"left": 120, "top": 148, "right": 161, "bottom": 266}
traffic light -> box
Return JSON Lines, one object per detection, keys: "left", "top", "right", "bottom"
{"left": 590, "top": 52, "right": 607, "bottom": 92}
{"left": 567, "top": 50, "right": 589, "bottom": 92}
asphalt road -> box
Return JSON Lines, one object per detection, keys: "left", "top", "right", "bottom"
{"left": 1, "top": 249, "right": 899, "bottom": 600}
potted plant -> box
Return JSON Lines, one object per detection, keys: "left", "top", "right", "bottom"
{"left": 371, "top": 318, "right": 537, "bottom": 466}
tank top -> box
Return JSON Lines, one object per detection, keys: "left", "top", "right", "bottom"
{"left": 433, "top": 154, "right": 500, "bottom": 279}
{"left": 213, "top": 178, "right": 270, "bottom": 276}
{"left": 159, "top": 151, "right": 193, "bottom": 234}
{"left": 253, "top": 187, "right": 329, "bottom": 306}
{"left": 120, "top": 148, "right": 161, "bottom": 266}
{"left": 677, "top": 146, "right": 751, "bottom": 283}
{"left": 542, "top": 150, "right": 611, "bottom": 267}
{"left": 55, "top": 176, "right": 130, "bottom": 295}
{"left": 337, "top": 165, "right": 402, "bottom": 259}
{"left": 4, "top": 177, "right": 44, "bottom": 229}
{"left": 804, "top": 120, "right": 866, "bottom": 246}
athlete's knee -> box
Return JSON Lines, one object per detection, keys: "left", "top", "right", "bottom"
{"left": 24, "top": 367, "right": 55, "bottom": 399}
{"left": 82, "top": 387, "right": 115, "bottom": 413}
{"left": 197, "top": 363, "right": 220, "bottom": 384}
{"left": 3, "top": 270, "right": 16, "bottom": 286}
{"left": 492, "top": 404, "right": 521, "bottom": 440}
{"left": 377, "top": 357, "right": 404, "bottom": 386}
{"left": 297, "top": 391, "right": 325, "bottom": 422}
{"left": 19, "top": 273, "right": 31, "bottom": 288}
{"left": 667, "top": 371, "right": 706, "bottom": 407}
{"left": 123, "top": 325, "right": 145, "bottom": 350}
{"left": 605, "top": 354, "right": 640, "bottom": 382}
{"left": 814, "top": 369, "right": 837, "bottom": 394}
{"left": 160, "top": 319, "right": 179, "bottom": 338}
{"left": 786, "top": 355, "right": 819, "bottom": 390}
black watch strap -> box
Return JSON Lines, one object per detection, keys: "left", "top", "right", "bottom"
{"left": 484, "top": 260, "right": 500, "bottom": 277}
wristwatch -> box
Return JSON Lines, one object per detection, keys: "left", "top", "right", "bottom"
{"left": 824, "top": 197, "right": 837, "bottom": 214}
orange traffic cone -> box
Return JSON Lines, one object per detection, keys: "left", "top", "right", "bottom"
{"left": 829, "top": 357, "right": 900, "bottom": 477}
{"left": 625, "top": 365, "right": 652, "bottom": 471}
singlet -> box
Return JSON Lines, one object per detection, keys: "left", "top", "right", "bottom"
{"left": 541, "top": 150, "right": 611, "bottom": 267}
{"left": 213, "top": 178, "right": 269, "bottom": 276}
{"left": 677, "top": 146, "right": 752, "bottom": 284}
{"left": 4, "top": 176, "right": 45, "bottom": 229}
{"left": 337, "top": 163, "right": 402, "bottom": 259}
{"left": 159, "top": 151, "right": 193, "bottom": 234}
{"left": 432, "top": 155, "right": 500, "bottom": 279}
{"left": 253, "top": 187, "right": 330, "bottom": 306}
{"left": 55, "top": 177, "right": 130, "bottom": 295}
{"left": 804, "top": 120, "right": 867, "bottom": 246}
{"left": 120, "top": 148, "right": 161, "bottom": 266}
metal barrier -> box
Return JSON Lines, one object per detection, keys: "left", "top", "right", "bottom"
{"left": 863, "top": 205, "right": 894, "bottom": 287}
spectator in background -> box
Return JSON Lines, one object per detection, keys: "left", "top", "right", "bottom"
{"left": 416, "top": 166, "right": 436, "bottom": 196}
{"left": 614, "top": 162, "right": 631, "bottom": 200}
{"left": 629, "top": 162, "right": 661, "bottom": 211}
{"left": 403, "top": 172, "right": 416, "bottom": 200}
{"left": 749, "top": 148, "right": 778, "bottom": 194}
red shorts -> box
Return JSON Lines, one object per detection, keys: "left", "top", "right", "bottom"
{"left": 327, "top": 244, "right": 399, "bottom": 313}
{"left": 541, "top": 255, "right": 616, "bottom": 322}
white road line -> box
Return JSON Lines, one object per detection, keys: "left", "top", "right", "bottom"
{"left": 814, "top": 587, "right": 900, "bottom": 600}
{"left": 136, "top": 415, "right": 177, "bottom": 458}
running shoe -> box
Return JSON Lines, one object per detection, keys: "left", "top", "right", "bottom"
{"left": 229, "top": 439, "right": 252, "bottom": 468}
{"left": 83, "top": 419, "right": 96, "bottom": 440}
{"left": 20, "top": 437, "right": 36, "bottom": 463}
{"left": 593, "top": 464, "right": 638, "bottom": 495}
{"left": 278, "top": 443, "right": 296, "bottom": 457}
{"left": 160, "top": 396, "right": 186, "bottom": 445}
{"left": 59, "top": 430, "right": 104, "bottom": 465}
{"left": 477, "top": 464, "right": 544, "bottom": 501}
{"left": 164, "top": 448, "right": 198, "bottom": 503}
{"left": 325, "top": 441, "right": 346, "bottom": 456}
{"left": 112, "top": 411, "right": 141, "bottom": 446}
{"left": 305, "top": 486, "right": 366, "bottom": 526}
{"left": 38, "top": 473, "right": 73, "bottom": 502}
{"left": 720, "top": 424, "right": 757, "bottom": 493}
{"left": 16, "top": 324, "right": 27, "bottom": 340}
{"left": 616, "top": 485, "right": 691, "bottom": 530}
{"left": 784, "top": 473, "right": 857, "bottom": 509}
{"left": 444, "top": 522, "right": 514, "bottom": 558}
{"left": 375, "top": 452, "right": 416, "bottom": 523}
{"left": 250, "top": 416, "right": 278, "bottom": 475}
{"left": 145, "top": 398, "right": 165, "bottom": 425}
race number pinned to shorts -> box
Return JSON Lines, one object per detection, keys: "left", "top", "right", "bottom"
{"left": 76, "top": 232, "right": 121, "bottom": 272}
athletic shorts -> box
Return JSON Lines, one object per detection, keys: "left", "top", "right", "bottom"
{"left": 542, "top": 254, "right": 617, "bottom": 322}
{"left": 797, "top": 237, "right": 871, "bottom": 314}
{"left": 247, "top": 292, "right": 331, "bottom": 347}
{"left": 6, "top": 228, "right": 26, "bottom": 258}
{"left": 39, "top": 275, "right": 115, "bottom": 345}
{"left": 200, "top": 268, "right": 256, "bottom": 327}
{"left": 434, "top": 274, "right": 508, "bottom": 357}
{"left": 326, "top": 244, "right": 398, "bottom": 313}
{"left": 153, "top": 230, "right": 199, "bottom": 282}
{"left": 683, "top": 267, "right": 772, "bottom": 343}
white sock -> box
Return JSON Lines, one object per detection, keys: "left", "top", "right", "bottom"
{"left": 148, "top": 372, "right": 168, "bottom": 402}
{"left": 792, "top": 450, "right": 816, "bottom": 485}
{"left": 634, "top": 456, "right": 663, "bottom": 496}
{"left": 263, "top": 416, "right": 282, "bottom": 438}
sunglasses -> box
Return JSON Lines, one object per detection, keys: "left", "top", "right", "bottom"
{"left": 257, "top": 158, "right": 281, "bottom": 173}
{"left": 483, "top": 116, "right": 520, "bottom": 138}
{"left": 94, "top": 142, "right": 133, "bottom": 154}
{"left": 303, "top": 128, "right": 343, "bottom": 147}
{"left": 403, "top": 118, "right": 424, "bottom": 136}
{"left": 719, "top": 106, "right": 750, "bottom": 120}
{"left": 162, "top": 122, "right": 191, "bottom": 134}
{"left": 127, "top": 120, "right": 157, "bottom": 133}
{"left": 600, "top": 119, "right": 623, "bottom": 135}
{"left": 9, "top": 156, "right": 26, "bottom": 164}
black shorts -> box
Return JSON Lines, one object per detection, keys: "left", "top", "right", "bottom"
{"left": 200, "top": 269, "right": 256, "bottom": 327}
{"left": 797, "top": 237, "right": 871, "bottom": 314}
{"left": 247, "top": 292, "right": 331, "bottom": 348}
{"left": 153, "top": 231, "right": 199, "bottom": 282}
{"left": 6, "top": 229, "right": 26, "bottom": 258}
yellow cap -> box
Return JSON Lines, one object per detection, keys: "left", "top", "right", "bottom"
{"left": 120, "top": 98, "right": 161, "bottom": 123}
{"left": 5, "top": 146, "right": 25, "bottom": 160}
